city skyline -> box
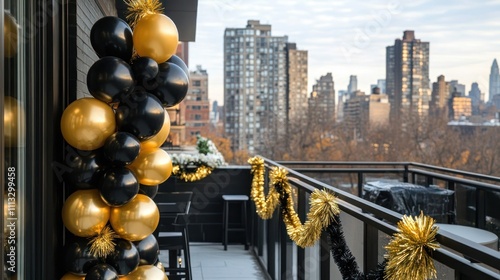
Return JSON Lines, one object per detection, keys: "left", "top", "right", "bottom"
{"left": 189, "top": 0, "right": 500, "bottom": 105}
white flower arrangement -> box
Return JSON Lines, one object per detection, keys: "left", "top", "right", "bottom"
{"left": 170, "top": 136, "right": 226, "bottom": 182}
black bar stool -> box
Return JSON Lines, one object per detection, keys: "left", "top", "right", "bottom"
{"left": 222, "top": 195, "right": 249, "bottom": 251}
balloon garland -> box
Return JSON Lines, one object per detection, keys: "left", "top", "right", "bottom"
{"left": 60, "top": 0, "right": 190, "bottom": 278}
{"left": 248, "top": 156, "right": 440, "bottom": 280}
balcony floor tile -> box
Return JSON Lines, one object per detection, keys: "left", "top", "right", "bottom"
{"left": 160, "top": 243, "right": 268, "bottom": 280}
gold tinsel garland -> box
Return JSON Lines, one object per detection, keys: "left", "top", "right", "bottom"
{"left": 248, "top": 156, "right": 280, "bottom": 219}
{"left": 172, "top": 164, "right": 213, "bottom": 182}
{"left": 384, "top": 212, "right": 440, "bottom": 280}
{"left": 270, "top": 167, "right": 339, "bottom": 248}
{"left": 125, "top": 0, "right": 163, "bottom": 28}
{"left": 88, "top": 226, "right": 118, "bottom": 258}
{"left": 248, "top": 157, "right": 339, "bottom": 247}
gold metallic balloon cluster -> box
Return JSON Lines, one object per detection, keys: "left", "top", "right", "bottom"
{"left": 60, "top": 1, "right": 181, "bottom": 278}
{"left": 248, "top": 157, "right": 339, "bottom": 247}
{"left": 384, "top": 212, "right": 440, "bottom": 280}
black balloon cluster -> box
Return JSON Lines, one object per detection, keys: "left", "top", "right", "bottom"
{"left": 87, "top": 16, "right": 189, "bottom": 108}
{"left": 63, "top": 234, "right": 160, "bottom": 279}
{"left": 61, "top": 15, "right": 188, "bottom": 280}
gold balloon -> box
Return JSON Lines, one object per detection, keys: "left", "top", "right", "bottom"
{"left": 61, "top": 98, "right": 116, "bottom": 150}
{"left": 128, "top": 148, "right": 172, "bottom": 186}
{"left": 120, "top": 265, "right": 168, "bottom": 280}
{"left": 155, "top": 261, "right": 166, "bottom": 272}
{"left": 62, "top": 189, "right": 110, "bottom": 237}
{"left": 133, "top": 13, "right": 178, "bottom": 63}
{"left": 140, "top": 110, "right": 170, "bottom": 150}
{"left": 4, "top": 96, "right": 25, "bottom": 147}
{"left": 60, "top": 273, "right": 85, "bottom": 280}
{"left": 4, "top": 12, "right": 18, "bottom": 58}
{"left": 110, "top": 194, "right": 159, "bottom": 241}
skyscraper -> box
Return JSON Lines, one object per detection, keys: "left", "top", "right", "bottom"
{"left": 224, "top": 20, "right": 307, "bottom": 152}
{"left": 343, "top": 90, "right": 368, "bottom": 139}
{"left": 386, "top": 30, "right": 430, "bottom": 119}
{"left": 336, "top": 90, "right": 348, "bottom": 122}
{"left": 489, "top": 59, "right": 500, "bottom": 102}
{"left": 468, "top": 82, "right": 482, "bottom": 115}
{"left": 377, "top": 79, "right": 386, "bottom": 94}
{"left": 309, "top": 73, "right": 335, "bottom": 124}
{"left": 347, "top": 75, "right": 358, "bottom": 95}
{"left": 430, "top": 75, "right": 449, "bottom": 116}
{"left": 286, "top": 43, "right": 308, "bottom": 124}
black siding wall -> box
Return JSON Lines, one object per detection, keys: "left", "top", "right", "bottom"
{"left": 158, "top": 167, "right": 253, "bottom": 243}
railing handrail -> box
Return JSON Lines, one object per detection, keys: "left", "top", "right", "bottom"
{"left": 260, "top": 157, "right": 500, "bottom": 278}
{"left": 278, "top": 160, "right": 500, "bottom": 184}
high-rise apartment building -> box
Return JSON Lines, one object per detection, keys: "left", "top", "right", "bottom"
{"left": 489, "top": 59, "right": 500, "bottom": 103}
{"left": 286, "top": 43, "right": 308, "bottom": 124}
{"left": 386, "top": 30, "right": 430, "bottom": 119}
{"left": 184, "top": 65, "right": 210, "bottom": 139}
{"left": 224, "top": 20, "right": 307, "bottom": 152}
{"left": 309, "top": 73, "right": 336, "bottom": 124}
{"left": 430, "top": 75, "right": 450, "bottom": 116}
{"left": 343, "top": 90, "right": 368, "bottom": 139}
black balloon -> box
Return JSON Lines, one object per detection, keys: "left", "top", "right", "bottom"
{"left": 138, "top": 184, "right": 158, "bottom": 199}
{"left": 167, "top": 55, "right": 189, "bottom": 78}
{"left": 63, "top": 236, "right": 100, "bottom": 275}
{"left": 103, "top": 132, "right": 140, "bottom": 165}
{"left": 85, "top": 263, "right": 119, "bottom": 280}
{"left": 133, "top": 234, "right": 159, "bottom": 265}
{"left": 99, "top": 167, "right": 139, "bottom": 207}
{"left": 87, "top": 56, "right": 135, "bottom": 104}
{"left": 152, "top": 62, "right": 189, "bottom": 107}
{"left": 64, "top": 149, "right": 107, "bottom": 190}
{"left": 106, "top": 239, "right": 140, "bottom": 276}
{"left": 90, "top": 16, "right": 133, "bottom": 61}
{"left": 132, "top": 57, "right": 159, "bottom": 86}
{"left": 115, "top": 91, "right": 165, "bottom": 140}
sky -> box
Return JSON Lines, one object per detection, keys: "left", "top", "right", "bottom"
{"left": 187, "top": 0, "right": 500, "bottom": 105}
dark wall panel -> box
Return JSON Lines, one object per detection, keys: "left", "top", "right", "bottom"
{"left": 157, "top": 166, "right": 252, "bottom": 242}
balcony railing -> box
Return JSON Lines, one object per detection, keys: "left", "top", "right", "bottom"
{"left": 249, "top": 158, "right": 500, "bottom": 280}
{"left": 163, "top": 160, "right": 500, "bottom": 279}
